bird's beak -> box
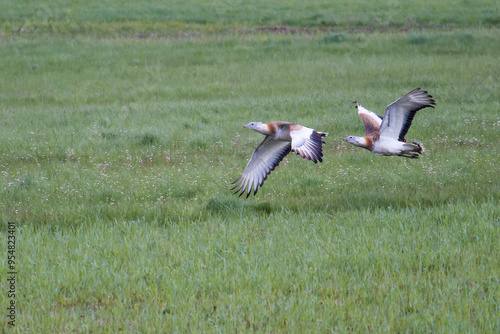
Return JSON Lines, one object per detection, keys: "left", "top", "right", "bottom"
{"left": 342, "top": 137, "right": 348, "bottom": 141}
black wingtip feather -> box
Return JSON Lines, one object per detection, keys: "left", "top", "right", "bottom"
{"left": 397, "top": 89, "right": 436, "bottom": 142}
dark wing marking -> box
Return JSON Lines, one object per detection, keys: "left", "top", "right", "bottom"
{"left": 379, "top": 88, "right": 436, "bottom": 141}
{"left": 290, "top": 127, "right": 325, "bottom": 163}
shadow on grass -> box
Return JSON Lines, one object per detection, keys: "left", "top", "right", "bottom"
{"left": 138, "top": 133, "right": 158, "bottom": 146}
{"left": 205, "top": 197, "right": 272, "bottom": 216}
{"left": 8, "top": 182, "right": 496, "bottom": 229}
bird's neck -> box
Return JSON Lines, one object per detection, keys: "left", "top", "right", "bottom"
{"left": 252, "top": 123, "right": 276, "bottom": 136}
{"left": 355, "top": 136, "right": 372, "bottom": 149}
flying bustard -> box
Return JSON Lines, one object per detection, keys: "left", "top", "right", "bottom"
{"left": 343, "top": 88, "right": 435, "bottom": 158}
{"left": 232, "top": 121, "right": 327, "bottom": 198}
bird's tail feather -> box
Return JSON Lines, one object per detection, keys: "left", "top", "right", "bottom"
{"left": 398, "top": 141, "right": 424, "bottom": 158}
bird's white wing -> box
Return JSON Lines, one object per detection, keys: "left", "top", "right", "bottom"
{"left": 356, "top": 102, "right": 382, "bottom": 137}
{"left": 379, "top": 88, "right": 435, "bottom": 141}
{"left": 290, "top": 126, "right": 325, "bottom": 163}
{"left": 231, "top": 136, "right": 291, "bottom": 198}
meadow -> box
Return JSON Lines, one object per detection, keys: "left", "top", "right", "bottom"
{"left": 0, "top": 0, "right": 499, "bottom": 332}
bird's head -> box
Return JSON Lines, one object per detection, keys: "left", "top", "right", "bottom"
{"left": 343, "top": 135, "right": 370, "bottom": 149}
{"left": 343, "top": 135, "right": 360, "bottom": 145}
{"left": 244, "top": 122, "right": 263, "bottom": 130}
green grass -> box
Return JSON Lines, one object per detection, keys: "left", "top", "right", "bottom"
{"left": 1, "top": 0, "right": 499, "bottom": 332}
{"left": 1, "top": 0, "right": 499, "bottom": 37}
{"left": 12, "top": 202, "right": 500, "bottom": 332}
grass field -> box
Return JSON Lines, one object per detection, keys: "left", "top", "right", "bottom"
{"left": 1, "top": 0, "right": 499, "bottom": 332}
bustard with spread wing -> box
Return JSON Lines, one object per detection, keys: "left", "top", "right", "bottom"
{"left": 232, "top": 121, "right": 327, "bottom": 198}
{"left": 343, "top": 88, "right": 435, "bottom": 158}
